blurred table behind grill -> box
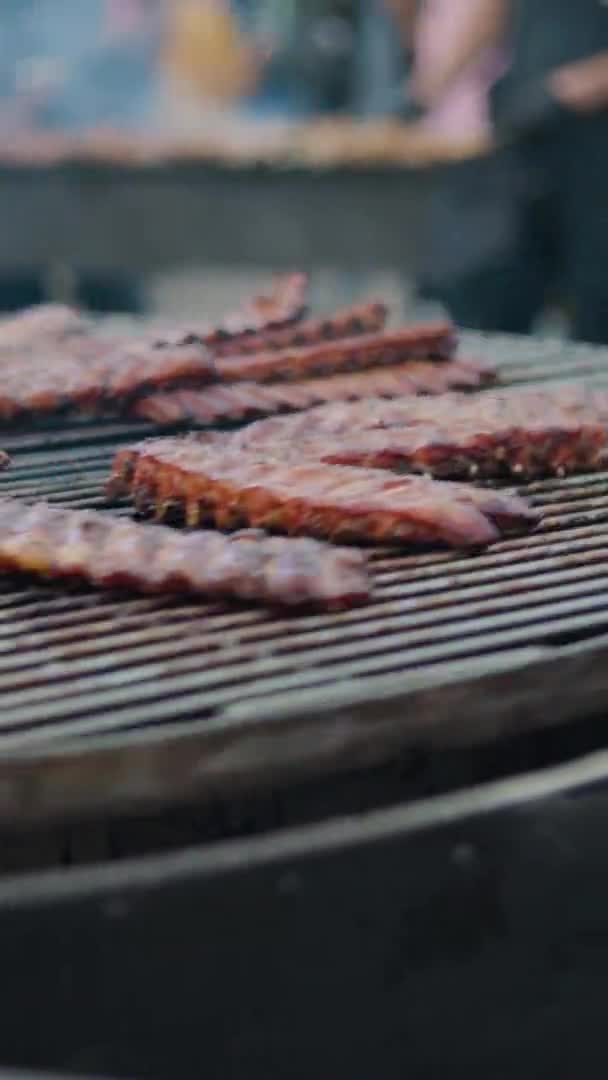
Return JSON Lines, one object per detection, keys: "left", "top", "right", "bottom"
{"left": 0, "top": 157, "right": 441, "bottom": 321}
{"left": 0, "top": 0, "right": 488, "bottom": 319}
{"left": 0, "top": 160, "right": 425, "bottom": 271}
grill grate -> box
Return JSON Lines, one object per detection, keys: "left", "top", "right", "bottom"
{"left": 1, "top": 333, "right": 608, "bottom": 827}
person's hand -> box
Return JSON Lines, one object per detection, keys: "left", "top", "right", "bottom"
{"left": 549, "top": 52, "right": 608, "bottom": 113}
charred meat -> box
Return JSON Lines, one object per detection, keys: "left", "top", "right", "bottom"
{"left": 109, "top": 435, "right": 538, "bottom": 548}
{"left": 210, "top": 300, "right": 387, "bottom": 359}
{"left": 0, "top": 304, "right": 91, "bottom": 349}
{"left": 132, "top": 356, "right": 495, "bottom": 425}
{"left": 151, "top": 273, "right": 309, "bottom": 351}
{"left": 0, "top": 497, "right": 370, "bottom": 610}
{"left": 233, "top": 385, "right": 608, "bottom": 479}
{"left": 216, "top": 321, "right": 457, "bottom": 384}
{"left": 0, "top": 340, "right": 217, "bottom": 421}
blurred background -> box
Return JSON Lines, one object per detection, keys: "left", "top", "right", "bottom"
{"left": 0, "top": 0, "right": 606, "bottom": 341}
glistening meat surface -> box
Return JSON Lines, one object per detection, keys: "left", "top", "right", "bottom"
{"left": 0, "top": 340, "right": 217, "bottom": 420}
{"left": 132, "top": 357, "right": 494, "bottom": 425}
{"left": 109, "top": 436, "right": 538, "bottom": 548}
{"left": 151, "top": 273, "right": 309, "bottom": 351}
{"left": 0, "top": 274, "right": 309, "bottom": 420}
{"left": 0, "top": 498, "right": 369, "bottom": 610}
{"left": 0, "top": 304, "right": 91, "bottom": 349}
{"left": 234, "top": 385, "right": 608, "bottom": 478}
{"left": 211, "top": 300, "right": 387, "bottom": 358}
{"left": 216, "top": 321, "right": 457, "bottom": 384}
{"left": 205, "top": 272, "right": 309, "bottom": 342}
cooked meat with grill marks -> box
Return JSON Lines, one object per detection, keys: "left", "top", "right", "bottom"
{"left": 216, "top": 321, "right": 457, "bottom": 385}
{"left": 0, "top": 275, "right": 308, "bottom": 420}
{"left": 132, "top": 356, "right": 494, "bottom": 425}
{"left": 210, "top": 300, "right": 387, "bottom": 358}
{"left": 109, "top": 435, "right": 537, "bottom": 549}
{"left": 0, "top": 497, "right": 369, "bottom": 610}
{"left": 0, "top": 304, "right": 91, "bottom": 349}
{"left": 151, "top": 273, "right": 309, "bottom": 351}
{"left": 0, "top": 339, "right": 217, "bottom": 421}
{"left": 211, "top": 271, "right": 309, "bottom": 340}
{"left": 233, "top": 385, "right": 608, "bottom": 479}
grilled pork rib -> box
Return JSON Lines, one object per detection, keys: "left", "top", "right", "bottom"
{"left": 215, "top": 322, "right": 457, "bottom": 385}
{"left": 109, "top": 436, "right": 537, "bottom": 548}
{"left": 205, "top": 272, "right": 309, "bottom": 343}
{"left": 0, "top": 276, "right": 307, "bottom": 357}
{"left": 0, "top": 498, "right": 369, "bottom": 609}
{"left": 233, "top": 385, "right": 608, "bottom": 479}
{"left": 0, "top": 304, "right": 91, "bottom": 349}
{"left": 0, "top": 340, "right": 217, "bottom": 420}
{"left": 132, "top": 357, "right": 494, "bottom": 425}
{"left": 0, "top": 275, "right": 310, "bottom": 420}
{"left": 210, "top": 300, "right": 387, "bottom": 359}
{"left": 151, "top": 273, "right": 309, "bottom": 351}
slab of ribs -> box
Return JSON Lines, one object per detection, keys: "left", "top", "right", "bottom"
{"left": 133, "top": 356, "right": 494, "bottom": 425}
{"left": 0, "top": 498, "right": 370, "bottom": 610}
{"left": 0, "top": 278, "right": 490, "bottom": 422}
{"left": 0, "top": 275, "right": 309, "bottom": 420}
{"left": 9, "top": 279, "right": 608, "bottom": 612}
{"left": 230, "top": 385, "right": 608, "bottom": 480}
{"left": 109, "top": 433, "right": 538, "bottom": 549}
{"left": 111, "top": 382, "right": 608, "bottom": 551}
{"left": 133, "top": 314, "right": 473, "bottom": 424}
{"left": 204, "top": 298, "right": 388, "bottom": 357}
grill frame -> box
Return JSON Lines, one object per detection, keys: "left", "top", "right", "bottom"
{"left": 0, "top": 748, "right": 608, "bottom": 1079}
{"left": 1, "top": 332, "right": 608, "bottom": 827}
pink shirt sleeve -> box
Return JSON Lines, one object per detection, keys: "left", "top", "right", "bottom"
{"left": 413, "top": 0, "right": 506, "bottom": 137}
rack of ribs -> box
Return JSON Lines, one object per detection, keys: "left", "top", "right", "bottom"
{"left": 0, "top": 276, "right": 315, "bottom": 420}
{"left": 232, "top": 384, "right": 608, "bottom": 479}
{"left": 152, "top": 273, "right": 310, "bottom": 351}
{"left": 148, "top": 298, "right": 385, "bottom": 360}
{"left": 0, "top": 275, "right": 308, "bottom": 356}
{"left": 0, "top": 498, "right": 370, "bottom": 610}
{"left": 209, "top": 299, "right": 388, "bottom": 358}
{"left": 0, "top": 338, "right": 218, "bottom": 421}
{"left": 132, "top": 356, "right": 494, "bottom": 425}
{"left": 209, "top": 271, "right": 309, "bottom": 342}
{"left": 0, "top": 304, "right": 91, "bottom": 349}
{"left": 214, "top": 321, "right": 457, "bottom": 385}
{"left": 109, "top": 435, "right": 537, "bottom": 548}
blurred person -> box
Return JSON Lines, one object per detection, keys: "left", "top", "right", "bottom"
{"left": 355, "top": 0, "right": 407, "bottom": 116}
{"left": 164, "top": 0, "right": 266, "bottom": 108}
{"left": 394, "top": 0, "right": 506, "bottom": 137}
{"left": 230, "top": 1, "right": 360, "bottom": 116}
{"left": 390, "top": 0, "right": 608, "bottom": 343}
{"left": 490, "top": 0, "right": 608, "bottom": 343}
{"left": 385, "top": 0, "right": 511, "bottom": 327}
{"left": 161, "top": 0, "right": 277, "bottom": 131}
{"left": 162, "top": 0, "right": 356, "bottom": 123}
{"left": 0, "top": 0, "right": 161, "bottom": 313}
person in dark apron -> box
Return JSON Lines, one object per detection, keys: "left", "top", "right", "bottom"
{"left": 401, "top": 0, "right": 608, "bottom": 343}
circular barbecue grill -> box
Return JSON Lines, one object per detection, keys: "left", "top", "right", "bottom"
{"left": 2, "top": 331, "right": 608, "bottom": 1079}
{"left": 0, "top": 332, "right": 605, "bottom": 827}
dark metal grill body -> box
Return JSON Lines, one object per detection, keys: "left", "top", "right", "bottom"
{"left": 1, "top": 334, "right": 608, "bottom": 1079}
{"left": 0, "top": 333, "right": 607, "bottom": 828}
